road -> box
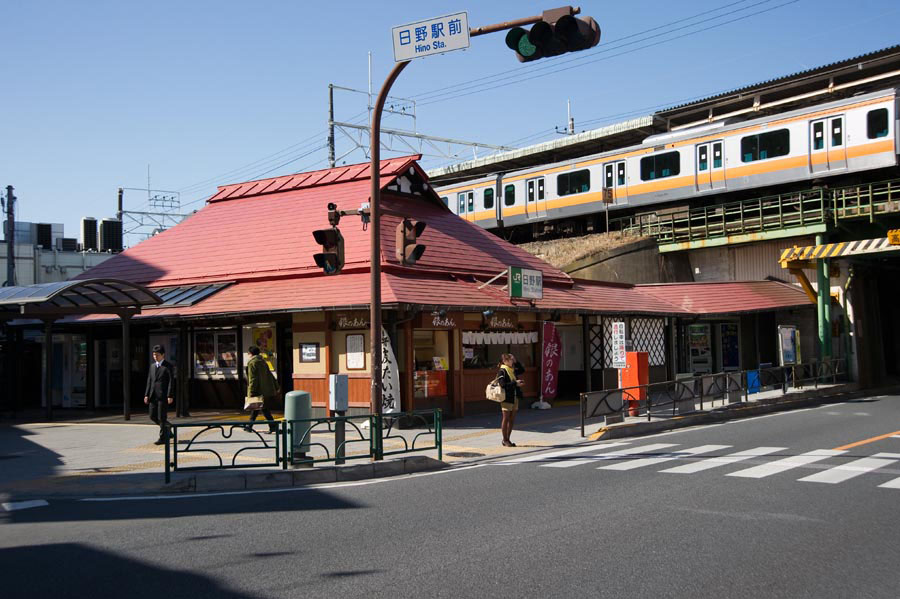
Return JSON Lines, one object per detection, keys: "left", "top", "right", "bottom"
{"left": 3, "top": 393, "right": 900, "bottom": 598}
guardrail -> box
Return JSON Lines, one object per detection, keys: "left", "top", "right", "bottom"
{"left": 164, "top": 408, "right": 442, "bottom": 483}
{"left": 579, "top": 358, "right": 845, "bottom": 437}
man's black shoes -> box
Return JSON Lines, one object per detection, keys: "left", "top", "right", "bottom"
{"left": 154, "top": 438, "right": 166, "bottom": 445}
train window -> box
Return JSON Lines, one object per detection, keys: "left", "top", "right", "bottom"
{"left": 457, "top": 193, "right": 466, "bottom": 214}
{"left": 484, "top": 188, "right": 494, "bottom": 210}
{"left": 713, "top": 143, "right": 722, "bottom": 168}
{"left": 813, "top": 122, "right": 824, "bottom": 150}
{"left": 504, "top": 184, "right": 516, "bottom": 206}
{"left": 698, "top": 146, "right": 708, "bottom": 171}
{"left": 557, "top": 169, "right": 590, "bottom": 196}
{"left": 617, "top": 163, "right": 626, "bottom": 185}
{"left": 831, "top": 118, "right": 843, "bottom": 147}
{"left": 604, "top": 165, "right": 613, "bottom": 188}
{"left": 741, "top": 129, "right": 789, "bottom": 162}
{"left": 538, "top": 178, "right": 545, "bottom": 199}
{"left": 527, "top": 179, "right": 535, "bottom": 202}
{"left": 440, "top": 196, "right": 448, "bottom": 207}
{"left": 640, "top": 151, "right": 681, "bottom": 181}
{"left": 867, "top": 108, "right": 889, "bottom": 138}
{"left": 467, "top": 192, "right": 474, "bottom": 213}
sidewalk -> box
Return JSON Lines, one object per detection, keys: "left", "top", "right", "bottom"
{"left": 0, "top": 381, "right": 887, "bottom": 502}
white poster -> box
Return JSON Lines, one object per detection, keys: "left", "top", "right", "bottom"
{"left": 381, "top": 327, "right": 402, "bottom": 414}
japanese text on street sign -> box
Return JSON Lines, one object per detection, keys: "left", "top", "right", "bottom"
{"left": 509, "top": 266, "right": 543, "bottom": 299}
{"left": 392, "top": 12, "right": 470, "bottom": 62}
{"left": 611, "top": 321, "right": 627, "bottom": 369}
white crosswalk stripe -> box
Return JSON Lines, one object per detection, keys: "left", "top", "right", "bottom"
{"left": 726, "top": 449, "right": 846, "bottom": 479}
{"left": 660, "top": 446, "right": 787, "bottom": 474}
{"left": 497, "top": 442, "right": 631, "bottom": 465}
{"left": 598, "top": 445, "right": 731, "bottom": 471}
{"left": 799, "top": 452, "right": 900, "bottom": 484}
{"left": 541, "top": 443, "right": 678, "bottom": 469}
{"left": 878, "top": 476, "right": 900, "bottom": 489}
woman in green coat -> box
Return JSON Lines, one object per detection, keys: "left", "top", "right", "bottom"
{"left": 245, "top": 345, "right": 280, "bottom": 433}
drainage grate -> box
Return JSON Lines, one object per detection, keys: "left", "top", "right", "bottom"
{"left": 445, "top": 451, "right": 484, "bottom": 458}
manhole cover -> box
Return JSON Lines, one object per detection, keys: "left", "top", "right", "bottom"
{"left": 446, "top": 451, "right": 484, "bottom": 458}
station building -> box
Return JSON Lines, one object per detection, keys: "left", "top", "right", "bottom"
{"left": 2, "top": 157, "right": 815, "bottom": 418}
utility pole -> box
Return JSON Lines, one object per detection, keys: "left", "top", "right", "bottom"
{"left": 328, "top": 84, "right": 336, "bottom": 168}
{"left": 3, "top": 185, "right": 15, "bottom": 286}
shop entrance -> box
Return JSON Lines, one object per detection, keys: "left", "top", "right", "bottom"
{"left": 413, "top": 329, "right": 450, "bottom": 411}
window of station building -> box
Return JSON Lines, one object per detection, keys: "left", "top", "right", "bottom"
{"left": 867, "top": 108, "right": 889, "bottom": 139}
{"left": 640, "top": 151, "right": 681, "bottom": 181}
{"left": 741, "top": 128, "right": 789, "bottom": 162}
{"left": 831, "top": 118, "right": 843, "bottom": 147}
{"left": 557, "top": 169, "right": 590, "bottom": 196}
{"left": 504, "top": 184, "right": 516, "bottom": 206}
{"left": 483, "top": 187, "right": 494, "bottom": 210}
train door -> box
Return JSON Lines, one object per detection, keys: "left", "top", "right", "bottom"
{"left": 525, "top": 177, "right": 546, "bottom": 219}
{"left": 696, "top": 143, "right": 712, "bottom": 191}
{"left": 603, "top": 161, "right": 627, "bottom": 203}
{"left": 695, "top": 141, "right": 725, "bottom": 191}
{"left": 457, "top": 191, "right": 474, "bottom": 222}
{"left": 810, "top": 119, "right": 828, "bottom": 173}
{"left": 828, "top": 115, "right": 847, "bottom": 170}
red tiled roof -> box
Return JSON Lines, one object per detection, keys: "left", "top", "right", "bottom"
{"left": 77, "top": 155, "right": 573, "bottom": 288}
{"left": 635, "top": 280, "right": 813, "bottom": 314}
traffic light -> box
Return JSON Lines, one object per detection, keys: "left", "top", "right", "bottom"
{"left": 395, "top": 218, "right": 426, "bottom": 266}
{"left": 312, "top": 227, "right": 344, "bottom": 275}
{"left": 505, "top": 6, "right": 600, "bottom": 62}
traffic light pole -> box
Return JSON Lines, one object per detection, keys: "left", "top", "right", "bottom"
{"left": 368, "top": 8, "right": 574, "bottom": 460}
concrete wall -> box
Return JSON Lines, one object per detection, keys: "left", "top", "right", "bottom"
{"left": 2, "top": 242, "right": 113, "bottom": 285}
{"left": 564, "top": 237, "right": 692, "bottom": 284}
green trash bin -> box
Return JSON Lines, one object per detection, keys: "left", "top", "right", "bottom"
{"left": 284, "top": 390, "right": 312, "bottom": 460}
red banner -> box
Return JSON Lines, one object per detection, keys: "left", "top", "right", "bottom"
{"left": 540, "top": 322, "right": 562, "bottom": 399}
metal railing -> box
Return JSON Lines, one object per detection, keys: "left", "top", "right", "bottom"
{"left": 609, "top": 177, "right": 900, "bottom": 245}
{"left": 580, "top": 358, "right": 846, "bottom": 436}
{"left": 164, "top": 408, "right": 442, "bottom": 483}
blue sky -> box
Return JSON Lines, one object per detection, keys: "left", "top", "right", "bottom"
{"left": 2, "top": 0, "right": 898, "bottom": 245}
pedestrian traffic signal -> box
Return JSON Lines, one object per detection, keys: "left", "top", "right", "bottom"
{"left": 312, "top": 228, "right": 344, "bottom": 275}
{"left": 395, "top": 218, "right": 426, "bottom": 266}
{"left": 505, "top": 6, "right": 600, "bottom": 62}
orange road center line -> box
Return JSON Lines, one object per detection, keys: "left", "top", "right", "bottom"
{"left": 833, "top": 430, "right": 900, "bottom": 451}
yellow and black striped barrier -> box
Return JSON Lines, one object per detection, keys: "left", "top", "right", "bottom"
{"left": 780, "top": 236, "right": 900, "bottom": 265}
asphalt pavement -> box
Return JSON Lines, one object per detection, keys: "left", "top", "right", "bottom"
{"left": 2, "top": 392, "right": 900, "bottom": 598}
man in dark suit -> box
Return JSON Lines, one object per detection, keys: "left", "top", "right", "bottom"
{"left": 143, "top": 344, "right": 175, "bottom": 445}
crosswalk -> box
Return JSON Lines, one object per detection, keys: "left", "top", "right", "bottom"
{"left": 496, "top": 442, "right": 900, "bottom": 489}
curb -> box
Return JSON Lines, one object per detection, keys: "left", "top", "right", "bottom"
{"left": 587, "top": 384, "right": 884, "bottom": 442}
{"left": 160, "top": 455, "right": 446, "bottom": 495}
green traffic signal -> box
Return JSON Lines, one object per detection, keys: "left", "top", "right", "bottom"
{"left": 506, "top": 9, "right": 600, "bottom": 62}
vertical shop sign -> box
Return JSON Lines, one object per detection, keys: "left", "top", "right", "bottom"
{"left": 541, "top": 322, "right": 562, "bottom": 399}
{"left": 381, "top": 327, "right": 401, "bottom": 413}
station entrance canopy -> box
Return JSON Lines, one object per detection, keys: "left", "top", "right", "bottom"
{"left": 0, "top": 278, "right": 162, "bottom": 421}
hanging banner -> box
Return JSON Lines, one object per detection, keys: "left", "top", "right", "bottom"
{"left": 381, "top": 326, "right": 402, "bottom": 414}
{"left": 540, "top": 322, "right": 562, "bottom": 400}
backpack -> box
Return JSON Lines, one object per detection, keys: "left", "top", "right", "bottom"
{"left": 485, "top": 377, "right": 505, "bottom": 402}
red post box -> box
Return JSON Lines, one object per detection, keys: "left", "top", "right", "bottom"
{"left": 621, "top": 351, "right": 649, "bottom": 417}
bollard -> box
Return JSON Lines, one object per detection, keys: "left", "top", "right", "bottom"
{"left": 284, "top": 391, "right": 312, "bottom": 464}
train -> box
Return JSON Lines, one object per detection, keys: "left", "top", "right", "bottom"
{"left": 434, "top": 88, "right": 900, "bottom": 238}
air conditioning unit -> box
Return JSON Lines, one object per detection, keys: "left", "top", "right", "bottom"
{"left": 81, "top": 217, "right": 98, "bottom": 251}
{"left": 56, "top": 237, "right": 78, "bottom": 252}
{"left": 99, "top": 218, "right": 123, "bottom": 252}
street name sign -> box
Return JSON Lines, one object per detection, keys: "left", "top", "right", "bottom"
{"left": 509, "top": 266, "right": 543, "bottom": 299}
{"left": 392, "top": 12, "right": 470, "bottom": 62}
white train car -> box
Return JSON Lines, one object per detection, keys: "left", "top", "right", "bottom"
{"left": 436, "top": 88, "right": 899, "bottom": 233}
